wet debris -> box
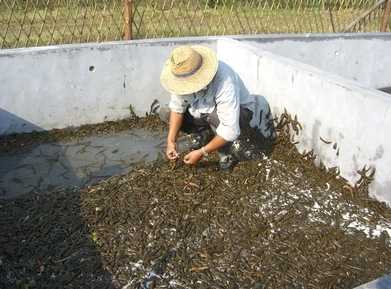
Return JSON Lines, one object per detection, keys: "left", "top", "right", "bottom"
{"left": 0, "top": 114, "right": 165, "bottom": 154}
{"left": 0, "top": 113, "right": 391, "bottom": 289}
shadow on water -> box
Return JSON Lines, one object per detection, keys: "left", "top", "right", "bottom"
{"left": 0, "top": 109, "right": 165, "bottom": 288}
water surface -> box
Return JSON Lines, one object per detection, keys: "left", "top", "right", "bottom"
{"left": 0, "top": 129, "right": 168, "bottom": 199}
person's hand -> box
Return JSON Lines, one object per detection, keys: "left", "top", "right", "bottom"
{"left": 183, "top": 149, "right": 203, "bottom": 165}
{"left": 166, "top": 141, "right": 179, "bottom": 160}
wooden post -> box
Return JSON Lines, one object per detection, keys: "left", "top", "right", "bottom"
{"left": 381, "top": 0, "right": 391, "bottom": 32}
{"left": 124, "top": 0, "right": 133, "bottom": 40}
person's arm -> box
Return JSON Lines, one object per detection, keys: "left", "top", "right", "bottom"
{"left": 183, "top": 135, "right": 227, "bottom": 165}
{"left": 166, "top": 94, "right": 189, "bottom": 160}
{"left": 166, "top": 111, "right": 183, "bottom": 160}
{"left": 204, "top": 135, "right": 226, "bottom": 153}
{"left": 167, "top": 111, "right": 183, "bottom": 143}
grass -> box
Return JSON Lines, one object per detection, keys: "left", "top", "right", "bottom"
{"left": 0, "top": 1, "right": 385, "bottom": 49}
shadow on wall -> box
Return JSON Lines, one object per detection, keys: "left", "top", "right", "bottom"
{"left": 379, "top": 87, "right": 391, "bottom": 95}
{"left": 0, "top": 108, "right": 44, "bottom": 135}
{"left": 0, "top": 109, "right": 116, "bottom": 288}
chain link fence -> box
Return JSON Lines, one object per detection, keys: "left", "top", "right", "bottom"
{"left": 1, "top": 0, "right": 390, "bottom": 49}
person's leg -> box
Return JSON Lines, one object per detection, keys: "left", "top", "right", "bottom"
{"left": 232, "top": 107, "right": 259, "bottom": 160}
{"left": 204, "top": 107, "right": 254, "bottom": 169}
{"left": 181, "top": 110, "right": 210, "bottom": 134}
{"left": 181, "top": 110, "right": 214, "bottom": 150}
{"left": 158, "top": 107, "right": 208, "bottom": 132}
{"left": 206, "top": 105, "right": 275, "bottom": 169}
{"left": 250, "top": 95, "right": 277, "bottom": 153}
{"left": 158, "top": 107, "right": 213, "bottom": 150}
{"left": 204, "top": 108, "right": 233, "bottom": 163}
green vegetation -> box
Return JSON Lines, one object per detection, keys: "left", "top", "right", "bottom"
{"left": 0, "top": 0, "right": 384, "bottom": 49}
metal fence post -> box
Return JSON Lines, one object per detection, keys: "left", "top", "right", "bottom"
{"left": 124, "top": 0, "right": 133, "bottom": 40}
{"left": 381, "top": 0, "right": 391, "bottom": 32}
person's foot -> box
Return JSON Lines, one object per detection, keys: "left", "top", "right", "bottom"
{"left": 150, "top": 99, "right": 161, "bottom": 115}
{"left": 219, "top": 154, "right": 237, "bottom": 171}
{"left": 231, "top": 139, "right": 259, "bottom": 160}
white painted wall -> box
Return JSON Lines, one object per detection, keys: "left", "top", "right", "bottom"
{"left": 238, "top": 34, "right": 391, "bottom": 89}
{"left": 218, "top": 38, "right": 391, "bottom": 203}
{"left": 0, "top": 38, "right": 216, "bottom": 134}
{"left": 2, "top": 34, "right": 391, "bottom": 202}
{"left": 2, "top": 34, "right": 391, "bottom": 135}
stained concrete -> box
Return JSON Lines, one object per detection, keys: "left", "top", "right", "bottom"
{"left": 0, "top": 129, "right": 167, "bottom": 199}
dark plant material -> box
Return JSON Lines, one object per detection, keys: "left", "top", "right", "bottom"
{"left": 1, "top": 113, "right": 390, "bottom": 289}
{"left": 0, "top": 115, "right": 165, "bottom": 154}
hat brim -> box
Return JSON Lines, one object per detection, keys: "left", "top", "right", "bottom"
{"left": 160, "top": 45, "right": 218, "bottom": 95}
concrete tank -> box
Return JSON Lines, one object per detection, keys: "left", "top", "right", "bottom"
{"left": 1, "top": 33, "right": 391, "bottom": 204}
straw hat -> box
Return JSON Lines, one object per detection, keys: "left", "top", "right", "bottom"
{"left": 160, "top": 45, "right": 218, "bottom": 95}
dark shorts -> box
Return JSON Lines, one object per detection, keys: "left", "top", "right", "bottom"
{"left": 159, "top": 103, "right": 275, "bottom": 159}
{"left": 163, "top": 106, "right": 274, "bottom": 159}
{"left": 180, "top": 106, "right": 253, "bottom": 136}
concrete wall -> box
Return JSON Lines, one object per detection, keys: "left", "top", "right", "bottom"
{"left": 0, "top": 38, "right": 216, "bottom": 135}
{"left": 2, "top": 34, "right": 391, "bottom": 202}
{"left": 217, "top": 38, "right": 391, "bottom": 203}
{"left": 234, "top": 33, "right": 391, "bottom": 89}
{"left": 2, "top": 33, "right": 391, "bottom": 135}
